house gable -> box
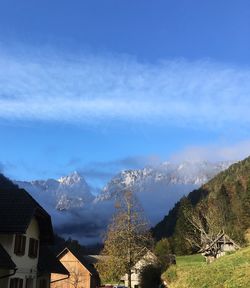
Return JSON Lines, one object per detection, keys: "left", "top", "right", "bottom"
{"left": 51, "top": 248, "right": 101, "bottom": 288}
{"left": 51, "top": 248, "right": 92, "bottom": 288}
{"left": 0, "top": 174, "right": 62, "bottom": 288}
{"left": 59, "top": 249, "right": 92, "bottom": 275}
{"left": 0, "top": 174, "right": 54, "bottom": 244}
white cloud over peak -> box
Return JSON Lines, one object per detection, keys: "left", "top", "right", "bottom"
{"left": 171, "top": 140, "right": 250, "bottom": 163}
{"left": 0, "top": 46, "right": 250, "bottom": 130}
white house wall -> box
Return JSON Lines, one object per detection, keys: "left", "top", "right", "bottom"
{"left": 0, "top": 217, "right": 40, "bottom": 288}
{"left": 124, "top": 251, "right": 158, "bottom": 288}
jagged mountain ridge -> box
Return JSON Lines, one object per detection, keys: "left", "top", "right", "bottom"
{"left": 15, "top": 161, "right": 233, "bottom": 212}
{"left": 97, "top": 161, "right": 233, "bottom": 201}
{"left": 15, "top": 171, "right": 94, "bottom": 210}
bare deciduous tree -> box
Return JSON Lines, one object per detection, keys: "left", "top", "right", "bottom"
{"left": 69, "top": 267, "right": 86, "bottom": 288}
{"left": 184, "top": 201, "right": 226, "bottom": 254}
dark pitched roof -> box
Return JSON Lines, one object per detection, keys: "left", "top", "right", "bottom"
{"left": 0, "top": 243, "right": 16, "bottom": 270}
{"left": 0, "top": 174, "right": 54, "bottom": 243}
{"left": 58, "top": 247, "right": 99, "bottom": 277}
{"left": 38, "top": 246, "right": 69, "bottom": 275}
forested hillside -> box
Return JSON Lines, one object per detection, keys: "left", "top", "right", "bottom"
{"left": 152, "top": 157, "right": 250, "bottom": 254}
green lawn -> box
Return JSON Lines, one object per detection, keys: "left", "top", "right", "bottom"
{"left": 163, "top": 247, "right": 250, "bottom": 288}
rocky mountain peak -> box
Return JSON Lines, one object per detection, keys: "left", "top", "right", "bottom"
{"left": 97, "top": 161, "right": 234, "bottom": 202}
{"left": 58, "top": 171, "right": 85, "bottom": 186}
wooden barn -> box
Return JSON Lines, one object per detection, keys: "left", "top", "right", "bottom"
{"left": 200, "top": 232, "right": 240, "bottom": 263}
{"left": 51, "top": 247, "right": 100, "bottom": 288}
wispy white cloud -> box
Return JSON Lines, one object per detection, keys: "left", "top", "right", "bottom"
{"left": 0, "top": 45, "right": 250, "bottom": 129}
{"left": 171, "top": 140, "right": 250, "bottom": 162}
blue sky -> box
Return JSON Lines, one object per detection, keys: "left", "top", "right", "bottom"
{"left": 0, "top": 0, "right": 250, "bottom": 185}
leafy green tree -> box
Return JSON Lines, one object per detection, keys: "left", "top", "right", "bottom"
{"left": 154, "top": 238, "right": 171, "bottom": 271}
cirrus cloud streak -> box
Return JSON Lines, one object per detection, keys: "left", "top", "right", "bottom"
{"left": 0, "top": 47, "right": 250, "bottom": 129}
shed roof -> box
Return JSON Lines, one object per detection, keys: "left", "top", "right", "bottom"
{"left": 200, "top": 232, "right": 240, "bottom": 253}
{"left": 0, "top": 174, "right": 54, "bottom": 244}
{"left": 0, "top": 243, "right": 16, "bottom": 270}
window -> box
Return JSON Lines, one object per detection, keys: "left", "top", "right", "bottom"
{"left": 10, "top": 278, "right": 23, "bottom": 288}
{"left": 28, "top": 238, "right": 38, "bottom": 258}
{"left": 14, "top": 235, "right": 26, "bottom": 256}
{"left": 39, "top": 279, "right": 47, "bottom": 288}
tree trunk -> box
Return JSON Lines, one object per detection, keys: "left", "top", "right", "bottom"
{"left": 127, "top": 197, "right": 132, "bottom": 288}
{"left": 128, "top": 269, "right": 132, "bottom": 288}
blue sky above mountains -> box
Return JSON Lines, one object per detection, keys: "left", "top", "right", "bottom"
{"left": 0, "top": 0, "right": 250, "bottom": 184}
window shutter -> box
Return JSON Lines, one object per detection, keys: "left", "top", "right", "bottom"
{"left": 21, "top": 236, "right": 26, "bottom": 255}
{"left": 28, "top": 238, "right": 38, "bottom": 258}
{"left": 14, "top": 235, "right": 21, "bottom": 254}
{"left": 14, "top": 235, "right": 26, "bottom": 255}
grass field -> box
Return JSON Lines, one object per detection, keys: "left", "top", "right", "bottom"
{"left": 163, "top": 246, "right": 250, "bottom": 288}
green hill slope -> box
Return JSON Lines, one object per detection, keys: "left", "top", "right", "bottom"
{"left": 152, "top": 157, "right": 250, "bottom": 254}
{"left": 163, "top": 246, "right": 250, "bottom": 288}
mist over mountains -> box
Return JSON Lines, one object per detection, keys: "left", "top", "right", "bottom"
{"left": 14, "top": 160, "right": 233, "bottom": 244}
